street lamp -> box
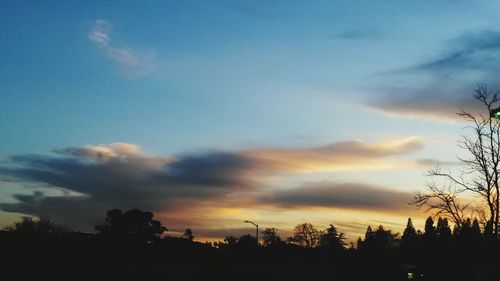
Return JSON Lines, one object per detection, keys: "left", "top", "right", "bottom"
{"left": 244, "top": 220, "right": 259, "bottom": 246}
{"left": 491, "top": 107, "right": 500, "bottom": 119}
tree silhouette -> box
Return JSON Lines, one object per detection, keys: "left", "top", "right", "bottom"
{"left": 356, "top": 237, "right": 363, "bottom": 248}
{"left": 216, "top": 235, "right": 239, "bottom": 249}
{"left": 95, "top": 208, "right": 167, "bottom": 243}
{"left": 484, "top": 219, "right": 495, "bottom": 240}
{"left": 423, "top": 216, "right": 436, "bottom": 240}
{"left": 288, "top": 223, "right": 321, "bottom": 248}
{"left": 319, "top": 224, "right": 346, "bottom": 250}
{"left": 261, "top": 227, "right": 281, "bottom": 247}
{"left": 3, "top": 217, "right": 65, "bottom": 235}
{"left": 359, "top": 225, "right": 399, "bottom": 251}
{"left": 225, "top": 235, "right": 238, "bottom": 245}
{"left": 238, "top": 234, "right": 257, "bottom": 247}
{"left": 471, "top": 218, "right": 481, "bottom": 239}
{"left": 181, "top": 228, "right": 195, "bottom": 241}
{"left": 454, "top": 218, "right": 482, "bottom": 242}
{"left": 401, "top": 218, "right": 420, "bottom": 263}
{"left": 413, "top": 85, "right": 500, "bottom": 235}
{"left": 402, "top": 218, "right": 417, "bottom": 241}
{"left": 436, "top": 217, "right": 452, "bottom": 240}
{"left": 365, "top": 225, "right": 373, "bottom": 240}
{"left": 1, "top": 214, "right": 496, "bottom": 280}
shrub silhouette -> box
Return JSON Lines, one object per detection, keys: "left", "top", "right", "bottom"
{"left": 3, "top": 217, "right": 65, "bottom": 235}
{"left": 181, "top": 228, "right": 195, "bottom": 241}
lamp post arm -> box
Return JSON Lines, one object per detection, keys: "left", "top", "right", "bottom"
{"left": 244, "top": 220, "right": 259, "bottom": 246}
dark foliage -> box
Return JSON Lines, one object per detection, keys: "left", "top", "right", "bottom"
{"left": 181, "top": 228, "right": 195, "bottom": 241}
{"left": 261, "top": 227, "right": 282, "bottom": 247}
{"left": 95, "top": 208, "right": 167, "bottom": 244}
{"left": 287, "top": 222, "right": 321, "bottom": 248}
{"left": 319, "top": 224, "right": 346, "bottom": 250}
{"left": 2, "top": 211, "right": 500, "bottom": 281}
{"left": 3, "top": 216, "right": 65, "bottom": 235}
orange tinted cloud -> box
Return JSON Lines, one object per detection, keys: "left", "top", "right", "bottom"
{"left": 242, "top": 136, "right": 424, "bottom": 173}
{"left": 0, "top": 137, "right": 425, "bottom": 234}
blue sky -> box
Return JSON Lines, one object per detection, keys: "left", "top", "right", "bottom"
{"left": 2, "top": 1, "right": 500, "bottom": 240}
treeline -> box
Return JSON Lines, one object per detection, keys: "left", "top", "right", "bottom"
{"left": 1, "top": 209, "right": 499, "bottom": 281}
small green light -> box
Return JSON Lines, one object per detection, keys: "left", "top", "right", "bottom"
{"left": 491, "top": 107, "right": 500, "bottom": 119}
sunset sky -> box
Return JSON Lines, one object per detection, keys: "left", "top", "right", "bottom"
{"left": 2, "top": 1, "right": 500, "bottom": 242}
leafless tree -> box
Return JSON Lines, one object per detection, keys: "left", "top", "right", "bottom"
{"left": 288, "top": 223, "right": 321, "bottom": 248}
{"left": 413, "top": 85, "right": 500, "bottom": 236}
{"left": 413, "top": 177, "right": 469, "bottom": 227}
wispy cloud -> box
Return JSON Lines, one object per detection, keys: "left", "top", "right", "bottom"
{"left": 365, "top": 29, "right": 500, "bottom": 120}
{"left": 88, "top": 19, "right": 112, "bottom": 47}
{"left": 0, "top": 138, "right": 424, "bottom": 231}
{"left": 88, "top": 19, "right": 155, "bottom": 77}
{"left": 415, "top": 158, "right": 460, "bottom": 167}
{"left": 414, "top": 30, "right": 500, "bottom": 74}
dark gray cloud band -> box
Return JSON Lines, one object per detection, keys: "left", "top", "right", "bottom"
{"left": 0, "top": 140, "right": 421, "bottom": 230}
{"left": 0, "top": 144, "right": 256, "bottom": 230}
{"left": 259, "top": 181, "right": 411, "bottom": 211}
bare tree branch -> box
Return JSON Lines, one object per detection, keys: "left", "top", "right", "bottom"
{"left": 412, "top": 84, "right": 500, "bottom": 236}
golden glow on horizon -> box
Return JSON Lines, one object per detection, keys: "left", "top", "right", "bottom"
{"left": 156, "top": 204, "right": 430, "bottom": 244}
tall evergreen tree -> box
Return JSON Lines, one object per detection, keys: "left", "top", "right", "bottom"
{"left": 452, "top": 224, "right": 460, "bottom": 238}
{"left": 436, "top": 217, "right": 452, "bottom": 240}
{"left": 458, "top": 218, "right": 473, "bottom": 240}
{"left": 471, "top": 219, "right": 481, "bottom": 240}
{"left": 402, "top": 218, "right": 417, "bottom": 241}
{"left": 319, "top": 224, "right": 346, "bottom": 250}
{"left": 356, "top": 237, "right": 363, "bottom": 249}
{"left": 484, "top": 220, "right": 495, "bottom": 240}
{"left": 365, "top": 226, "right": 373, "bottom": 240}
{"left": 424, "top": 216, "right": 436, "bottom": 240}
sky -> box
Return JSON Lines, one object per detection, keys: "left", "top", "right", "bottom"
{"left": 2, "top": 0, "right": 500, "bottom": 242}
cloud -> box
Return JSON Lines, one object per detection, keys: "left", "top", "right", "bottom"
{"left": 88, "top": 20, "right": 155, "bottom": 77}
{"left": 258, "top": 181, "right": 412, "bottom": 211}
{"left": 0, "top": 144, "right": 254, "bottom": 229}
{"left": 55, "top": 143, "right": 142, "bottom": 160}
{"left": 0, "top": 138, "right": 422, "bottom": 231}
{"left": 414, "top": 30, "right": 500, "bottom": 74}
{"left": 88, "top": 19, "right": 111, "bottom": 47}
{"left": 365, "top": 29, "right": 500, "bottom": 120}
{"left": 415, "top": 158, "right": 460, "bottom": 167}
{"left": 366, "top": 84, "right": 480, "bottom": 120}
{"left": 242, "top": 136, "right": 424, "bottom": 173}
